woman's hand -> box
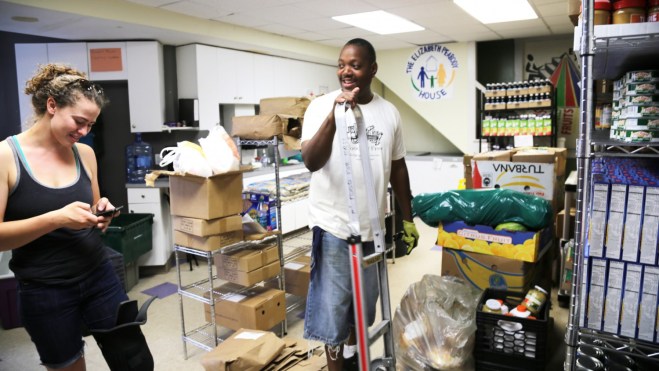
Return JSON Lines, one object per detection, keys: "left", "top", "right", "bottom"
{"left": 93, "top": 197, "right": 119, "bottom": 232}
{"left": 57, "top": 201, "right": 99, "bottom": 230}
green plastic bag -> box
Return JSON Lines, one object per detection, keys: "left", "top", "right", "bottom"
{"left": 412, "top": 189, "right": 553, "bottom": 230}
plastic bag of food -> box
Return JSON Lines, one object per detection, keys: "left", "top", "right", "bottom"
{"left": 159, "top": 141, "right": 213, "bottom": 177}
{"left": 199, "top": 126, "right": 240, "bottom": 174}
{"left": 412, "top": 189, "right": 552, "bottom": 230}
{"left": 394, "top": 275, "right": 481, "bottom": 370}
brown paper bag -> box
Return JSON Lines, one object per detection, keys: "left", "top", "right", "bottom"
{"left": 200, "top": 329, "right": 285, "bottom": 371}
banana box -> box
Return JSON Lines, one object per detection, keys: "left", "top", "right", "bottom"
{"left": 440, "top": 247, "right": 549, "bottom": 293}
{"left": 437, "top": 220, "right": 553, "bottom": 262}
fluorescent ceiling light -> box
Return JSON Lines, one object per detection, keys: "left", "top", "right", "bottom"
{"left": 332, "top": 10, "right": 424, "bottom": 35}
{"left": 453, "top": 0, "right": 538, "bottom": 24}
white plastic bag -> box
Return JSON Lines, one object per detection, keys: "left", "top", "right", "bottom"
{"left": 199, "top": 126, "right": 240, "bottom": 174}
{"left": 159, "top": 141, "right": 213, "bottom": 177}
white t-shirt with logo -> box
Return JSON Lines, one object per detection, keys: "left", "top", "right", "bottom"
{"left": 301, "top": 90, "right": 406, "bottom": 241}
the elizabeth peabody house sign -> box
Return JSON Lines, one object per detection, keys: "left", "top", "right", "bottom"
{"left": 406, "top": 44, "right": 459, "bottom": 101}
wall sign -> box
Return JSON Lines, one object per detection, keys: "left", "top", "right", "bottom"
{"left": 406, "top": 44, "right": 459, "bottom": 101}
{"left": 89, "top": 48, "right": 123, "bottom": 72}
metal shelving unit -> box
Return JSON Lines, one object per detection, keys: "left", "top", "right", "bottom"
{"left": 564, "top": 7, "right": 659, "bottom": 369}
{"left": 175, "top": 237, "right": 279, "bottom": 358}
{"left": 174, "top": 136, "right": 289, "bottom": 359}
{"left": 478, "top": 86, "right": 558, "bottom": 152}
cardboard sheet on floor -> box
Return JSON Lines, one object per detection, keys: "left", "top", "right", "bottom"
{"left": 200, "top": 329, "right": 285, "bottom": 371}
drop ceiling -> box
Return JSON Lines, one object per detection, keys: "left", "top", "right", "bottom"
{"left": 0, "top": 0, "right": 574, "bottom": 58}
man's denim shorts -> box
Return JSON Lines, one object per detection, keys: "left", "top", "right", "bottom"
{"left": 18, "top": 259, "right": 128, "bottom": 369}
{"left": 303, "top": 227, "right": 380, "bottom": 346}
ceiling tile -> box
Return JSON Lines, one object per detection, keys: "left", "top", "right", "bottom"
{"left": 536, "top": 2, "right": 569, "bottom": 17}
{"left": 256, "top": 23, "right": 307, "bottom": 36}
{"left": 214, "top": 12, "right": 271, "bottom": 28}
{"left": 486, "top": 18, "right": 547, "bottom": 31}
{"left": 392, "top": 30, "right": 453, "bottom": 45}
{"left": 293, "top": 0, "right": 377, "bottom": 17}
{"left": 497, "top": 26, "right": 554, "bottom": 39}
{"left": 443, "top": 30, "right": 502, "bottom": 42}
{"left": 161, "top": 1, "right": 229, "bottom": 19}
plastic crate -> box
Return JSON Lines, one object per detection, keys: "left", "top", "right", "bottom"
{"left": 102, "top": 213, "right": 154, "bottom": 263}
{"left": 475, "top": 289, "right": 551, "bottom": 371}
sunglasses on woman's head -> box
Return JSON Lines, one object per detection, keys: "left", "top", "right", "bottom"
{"left": 65, "top": 78, "right": 103, "bottom": 95}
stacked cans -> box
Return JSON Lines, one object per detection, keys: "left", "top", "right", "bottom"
{"left": 610, "top": 70, "right": 659, "bottom": 142}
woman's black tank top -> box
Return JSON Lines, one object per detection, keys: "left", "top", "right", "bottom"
{"left": 5, "top": 136, "right": 105, "bottom": 285}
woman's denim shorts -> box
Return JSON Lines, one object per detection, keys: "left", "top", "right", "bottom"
{"left": 303, "top": 227, "right": 380, "bottom": 346}
{"left": 18, "top": 259, "right": 128, "bottom": 369}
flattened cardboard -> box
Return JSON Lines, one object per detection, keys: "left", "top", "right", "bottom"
{"left": 200, "top": 329, "right": 285, "bottom": 371}
{"left": 172, "top": 215, "right": 242, "bottom": 237}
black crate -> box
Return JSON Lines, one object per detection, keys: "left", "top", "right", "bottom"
{"left": 475, "top": 289, "right": 551, "bottom": 371}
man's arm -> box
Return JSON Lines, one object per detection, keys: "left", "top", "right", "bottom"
{"left": 390, "top": 158, "right": 413, "bottom": 221}
{"left": 301, "top": 88, "right": 360, "bottom": 172}
{"left": 301, "top": 110, "right": 336, "bottom": 172}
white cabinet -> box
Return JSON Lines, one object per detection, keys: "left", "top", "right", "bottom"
{"left": 253, "top": 54, "right": 276, "bottom": 100}
{"left": 274, "top": 57, "right": 338, "bottom": 97}
{"left": 217, "top": 48, "right": 257, "bottom": 104}
{"left": 126, "top": 41, "right": 166, "bottom": 133}
{"left": 15, "top": 43, "right": 48, "bottom": 129}
{"left": 127, "top": 187, "right": 173, "bottom": 267}
{"left": 176, "top": 44, "right": 220, "bottom": 131}
{"left": 47, "top": 43, "right": 89, "bottom": 76}
{"left": 86, "top": 42, "right": 128, "bottom": 81}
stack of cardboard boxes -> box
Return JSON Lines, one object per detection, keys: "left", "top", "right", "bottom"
{"left": 441, "top": 147, "right": 567, "bottom": 292}
{"left": 168, "top": 170, "right": 286, "bottom": 331}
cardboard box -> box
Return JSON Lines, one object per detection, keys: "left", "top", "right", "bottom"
{"left": 640, "top": 187, "right": 659, "bottom": 265}
{"left": 174, "top": 230, "right": 243, "bottom": 251}
{"left": 217, "top": 260, "right": 280, "bottom": 286}
{"left": 512, "top": 147, "right": 567, "bottom": 176}
{"left": 589, "top": 183, "right": 609, "bottom": 258}
{"left": 603, "top": 260, "right": 625, "bottom": 334}
{"left": 259, "top": 96, "right": 310, "bottom": 117}
{"left": 440, "top": 247, "right": 549, "bottom": 293}
{"left": 605, "top": 184, "right": 627, "bottom": 260}
{"left": 214, "top": 243, "right": 279, "bottom": 272}
{"left": 586, "top": 258, "right": 607, "bottom": 331}
{"left": 620, "top": 264, "right": 642, "bottom": 338}
{"left": 473, "top": 160, "right": 556, "bottom": 201}
{"left": 169, "top": 170, "right": 243, "bottom": 219}
{"left": 568, "top": 0, "right": 581, "bottom": 26}
{"left": 231, "top": 114, "right": 302, "bottom": 140}
{"left": 172, "top": 215, "right": 242, "bottom": 237}
{"left": 203, "top": 284, "right": 285, "bottom": 331}
{"left": 622, "top": 186, "right": 644, "bottom": 262}
{"left": 437, "top": 220, "right": 553, "bottom": 263}
{"left": 282, "top": 257, "right": 311, "bottom": 297}
{"left": 639, "top": 266, "right": 659, "bottom": 342}
{"left": 463, "top": 150, "right": 514, "bottom": 189}
{"left": 243, "top": 192, "right": 278, "bottom": 231}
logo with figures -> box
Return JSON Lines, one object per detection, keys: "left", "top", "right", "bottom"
{"left": 406, "top": 44, "right": 459, "bottom": 101}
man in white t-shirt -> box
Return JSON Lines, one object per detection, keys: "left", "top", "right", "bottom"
{"left": 300, "top": 38, "right": 419, "bottom": 371}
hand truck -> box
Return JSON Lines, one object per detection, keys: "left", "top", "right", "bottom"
{"left": 334, "top": 103, "right": 396, "bottom": 371}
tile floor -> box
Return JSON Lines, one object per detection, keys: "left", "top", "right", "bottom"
{"left": 0, "top": 221, "right": 568, "bottom": 370}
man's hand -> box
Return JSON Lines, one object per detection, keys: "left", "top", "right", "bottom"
{"left": 402, "top": 220, "right": 419, "bottom": 255}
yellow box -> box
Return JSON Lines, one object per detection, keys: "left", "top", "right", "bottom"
{"left": 437, "top": 221, "right": 553, "bottom": 262}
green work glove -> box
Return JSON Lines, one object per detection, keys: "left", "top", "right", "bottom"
{"left": 402, "top": 220, "right": 419, "bottom": 255}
